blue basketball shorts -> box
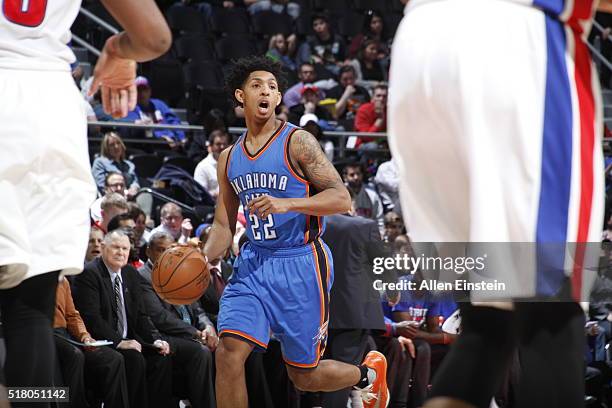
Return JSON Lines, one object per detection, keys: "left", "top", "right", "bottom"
{"left": 218, "top": 238, "right": 334, "bottom": 368}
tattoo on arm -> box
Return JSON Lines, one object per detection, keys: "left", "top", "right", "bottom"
{"left": 291, "top": 130, "right": 344, "bottom": 192}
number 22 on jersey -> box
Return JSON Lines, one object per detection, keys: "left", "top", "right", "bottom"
{"left": 3, "top": 0, "right": 47, "bottom": 27}
{"left": 249, "top": 213, "right": 277, "bottom": 241}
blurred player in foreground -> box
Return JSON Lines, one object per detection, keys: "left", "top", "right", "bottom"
{"left": 389, "top": 0, "right": 612, "bottom": 407}
{"left": 0, "top": 0, "right": 170, "bottom": 402}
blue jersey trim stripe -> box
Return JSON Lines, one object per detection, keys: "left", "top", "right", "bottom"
{"left": 533, "top": 0, "right": 565, "bottom": 17}
{"left": 536, "top": 16, "right": 572, "bottom": 295}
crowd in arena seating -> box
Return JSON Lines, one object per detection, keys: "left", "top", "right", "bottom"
{"left": 41, "top": 0, "right": 612, "bottom": 406}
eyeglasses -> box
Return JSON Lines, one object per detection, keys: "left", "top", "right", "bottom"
{"left": 107, "top": 183, "right": 125, "bottom": 189}
{"left": 163, "top": 215, "right": 182, "bottom": 222}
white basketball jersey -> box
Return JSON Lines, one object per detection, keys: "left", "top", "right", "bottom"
{"left": 0, "top": 0, "right": 82, "bottom": 71}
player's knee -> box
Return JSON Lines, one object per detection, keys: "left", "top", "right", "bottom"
{"left": 287, "top": 368, "right": 317, "bottom": 392}
{"left": 215, "top": 340, "right": 248, "bottom": 375}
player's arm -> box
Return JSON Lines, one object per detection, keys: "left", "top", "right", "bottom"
{"left": 248, "top": 130, "right": 351, "bottom": 217}
{"left": 89, "top": 0, "right": 172, "bottom": 118}
{"left": 100, "top": 0, "right": 171, "bottom": 61}
{"left": 203, "top": 148, "right": 240, "bottom": 261}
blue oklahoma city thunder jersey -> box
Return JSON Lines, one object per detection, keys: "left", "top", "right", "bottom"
{"left": 227, "top": 121, "right": 325, "bottom": 249}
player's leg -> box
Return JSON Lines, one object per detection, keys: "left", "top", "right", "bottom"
{"left": 266, "top": 241, "right": 388, "bottom": 406}
{"left": 514, "top": 302, "right": 585, "bottom": 407}
{"left": 216, "top": 251, "right": 272, "bottom": 408}
{"left": 0, "top": 271, "right": 59, "bottom": 402}
{"left": 215, "top": 336, "right": 255, "bottom": 408}
{"left": 425, "top": 304, "right": 517, "bottom": 408}
{"left": 286, "top": 360, "right": 361, "bottom": 392}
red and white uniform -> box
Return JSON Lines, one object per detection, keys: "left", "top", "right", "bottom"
{"left": 388, "top": 0, "right": 603, "bottom": 301}
{"left": 0, "top": 0, "right": 96, "bottom": 288}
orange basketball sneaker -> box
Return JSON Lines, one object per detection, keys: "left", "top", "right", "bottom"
{"left": 356, "top": 350, "right": 389, "bottom": 408}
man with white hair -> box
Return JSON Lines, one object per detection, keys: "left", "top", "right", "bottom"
{"left": 73, "top": 230, "right": 173, "bottom": 408}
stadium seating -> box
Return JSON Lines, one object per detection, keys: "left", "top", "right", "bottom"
{"left": 214, "top": 35, "right": 258, "bottom": 63}
{"left": 209, "top": 7, "right": 251, "bottom": 36}
{"left": 165, "top": 5, "right": 208, "bottom": 35}
{"left": 174, "top": 35, "right": 216, "bottom": 63}
{"left": 251, "top": 10, "right": 294, "bottom": 38}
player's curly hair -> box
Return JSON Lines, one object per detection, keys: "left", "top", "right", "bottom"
{"left": 225, "top": 56, "right": 288, "bottom": 107}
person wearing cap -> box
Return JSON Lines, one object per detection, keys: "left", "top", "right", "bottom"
{"left": 288, "top": 83, "right": 332, "bottom": 127}
{"left": 124, "top": 76, "right": 185, "bottom": 147}
{"left": 283, "top": 62, "right": 326, "bottom": 109}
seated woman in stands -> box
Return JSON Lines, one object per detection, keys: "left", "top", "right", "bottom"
{"left": 91, "top": 131, "right": 140, "bottom": 198}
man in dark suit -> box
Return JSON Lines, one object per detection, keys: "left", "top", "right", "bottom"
{"left": 138, "top": 231, "right": 217, "bottom": 408}
{"left": 72, "top": 229, "right": 174, "bottom": 408}
{"left": 321, "top": 211, "right": 398, "bottom": 407}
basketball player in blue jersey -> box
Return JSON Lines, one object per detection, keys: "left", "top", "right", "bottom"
{"left": 203, "top": 56, "right": 389, "bottom": 408}
{"left": 389, "top": 0, "right": 612, "bottom": 407}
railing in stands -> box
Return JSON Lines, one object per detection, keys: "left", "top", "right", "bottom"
{"left": 88, "top": 121, "right": 391, "bottom": 158}
{"left": 78, "top": 7, "right": 119, "bottom": 35}
{"left": 71, "top": 33, "right": 101, "bottom": 57}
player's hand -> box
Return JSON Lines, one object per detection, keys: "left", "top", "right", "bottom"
{"left": 89, "top": 35, "right": 137, "bottom": 119}
{"left": 181, "top": 218, "right": 193, "bottom": 238}
{"left": 398, "top": 336, "right": 416, "bottom": 359}
{"left": 154, "top": 339, "right": 171, "bottom": 355}
{"left": 247, "top": 195, "right": 292, "bottom": 219}
{"left": 394, "top": 321, "right": 418, "bottom": 339}
{"left": 201, "top": 325, "right": 219, "bottom": 351}
{"left": 117, "top": 339, "right": 142, "bottom": 352}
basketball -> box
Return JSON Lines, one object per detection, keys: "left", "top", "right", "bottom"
{"left": 152, "top": 245, "right": 210, "bottom": 305}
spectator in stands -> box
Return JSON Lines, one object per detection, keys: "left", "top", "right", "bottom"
{"left": 150, "top": 202, "right": 192, "bottom": 243}
{"left": 246, "top": 0, "right": 300, "bottom": 19}
{"left": 283, "top": 62, "right": 325, "bottom": 109}
{"left": 388, "top": 275, "right": 433, "bottom": 407}
{"left": 86, "top": 227, "right": 104, "bottom": 263}
{"left": 349, "top": 39, "right": 388, "bottom": 86}
{"left": 348, "top": 10, "right": 391, "bottom": 59}
{"left": 326, "top": 65, "right": 371, "bottom": 124}
{"left": 94, "top": 193, "right": 129, "bottom": 234}
{"left": 354, "top": 84, "right": 387, "bottom": 147}
{"left": 287, "top": 84, "right": 332, "bottom": 127}
{"left": 73, "top": 230, "right": 174, "bottom": 408}
{"left": 138, "top": 232, "right": 217, "bottom": 408}
{"left": 343, "top": 163, "right": 384, "bottom": 235}
{"left": 603, "top": 214, "right": 612, "bottom": 240}
{"left": 194, "top": 129, "right": 231, "bottom": 200}
{"left": 91, "top": 132, "right": 140, "bottom": 195}
{"left": 266, "top": 33, "right": 298, "bottom": 72}
{"left": 375, "top": 158, "right": 400, "bottom": 213}
{"left": 321, "top": 208, "right": 397, "bottom": 407}
{"left": 187, "top": 109, "right": 229, "bottom": 163}
{"left": 124, "top": 76, "right": 185, "bottom": 147}
{"left": 297, "top": 13, "right": 347, "bottom": 77}
{"left": 91, "top": 172, "right": 128, "bottom": 223}
{"left": 107, "top": 215, "right": 145, "bottom": 269}
{"left": 383, "top": 211, "right": 404, "bottom": 244}
{"left": 128, "top": 203, "right": 150, "bottom": 256}
{"left": 53, "top": 277, "right": 129, "bottom": 408}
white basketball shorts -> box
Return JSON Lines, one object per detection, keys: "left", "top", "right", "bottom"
{"left": 388, "top": 0, "right": 604, "bottom": 300}
{"left": 0, "top": 68, "right": 96, "bottom": 288}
